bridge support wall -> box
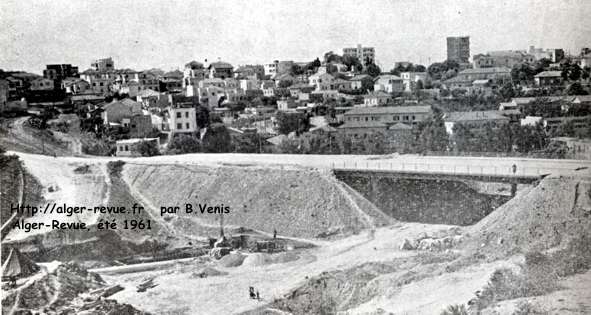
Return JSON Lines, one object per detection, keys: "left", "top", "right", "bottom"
{"left": 337, "top": 172, "right": 516, "bottom": 226}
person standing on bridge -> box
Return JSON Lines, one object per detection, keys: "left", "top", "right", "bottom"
{"left": 512, "top": 164, "right": 517, "bottom": 174}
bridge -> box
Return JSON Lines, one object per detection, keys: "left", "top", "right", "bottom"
{"left": 330, "top": 157, "right": 589, "bottom": 196}
{"left": 332, "top": 160, "right": 546, "bottom": 185}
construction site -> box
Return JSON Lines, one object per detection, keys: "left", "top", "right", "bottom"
{"left": 1, "top": 149, "right": 590, "bottom": 315}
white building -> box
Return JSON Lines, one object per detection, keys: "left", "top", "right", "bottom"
{"left": 168, "top": 106, "right": 198, "bottom": 133}
{"left": 116, "top": 138, "right": 159, "bottom": 157}
{"left": 399, "top": 72, "right": 427, "bottom": 92}
{"left": 374, "top": 75, "right": 403, "bottom": 93}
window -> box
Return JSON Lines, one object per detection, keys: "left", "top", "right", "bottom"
{"left": 412, "top": 115, "right": 415, "bottom": 120}
{"left": 125, "top": 145, "right": 129, "bottom": 151}
{"left": 404, "top": 116, "right": 409, "bottom": 121}
{"left": 365, "top": 117, "right": 368, "bottom": 121}
{"left": 186, "top": 123, "right": 190, "bottom": 129}
{"left": 185, "top": 112, "right": 189, "bottom": 118}
{"left": 176, "top": 112, "right": 181, "bottom": 118}
{"left": 177, "top": 123, "right": 182, "bottom": 129}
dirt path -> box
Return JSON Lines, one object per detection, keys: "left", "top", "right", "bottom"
{"left": 0, "top": 117, "right": 71, "bottom": 156}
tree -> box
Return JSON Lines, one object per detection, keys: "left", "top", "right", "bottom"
{"left": 202, "top": 123, "right": 233, "bottom": 153}
{"left": 277, "top": 138, "right": 303, "bottom": 154}
{"left": 542, "top": 141, "right": 569, "bottom": 159}
{"left": 415, "top": 80, "right": 424, "bottom": 91}
{"left": 565, "top": 82, "right": 588, "bottom": 95}
{"left": 428, "top": 60, "right": 460, "bottom": 81}
{"left": 390, "top": 63, "right": 426, "bottom": 75}
{"left": 498, "top": 82, "right": 516, "bottom": 100}
{"left": 582, "top": 67, "right": 591, "bottom": 80}
{"left": 569, "top": 64, "right": 582, "bottom": 81}
{"left": 511, "top": 63, "right": 535, "bottom": 83}
{"left": 364, "top": 62, "right": 382, "bottom": 77}
{"left": 415, "top": 112, "right": 449, "bottom": 152}
{"left": 323, "top": 51, "right": 342, "bottom": 64}
{"left": 533, "top": 58, "right": 552, "bottom": 74}
{"left": 306, "top": 58, "right": 321, "bottom": 72}
{"left": 290, "top": 64, "right": 305, "bottom": 76}
{"left": 167, "top": 134, "right": 202, "bottom": 154}
{"left": 195, "top": 105, "right": 210, "bottom": 129}
{"left": 451, "top": 122, "right": 474, "bottom": 151}
{"left": 232, "top": 132, "right": 262, "bottom": 153}
{"left": 556, "top": 120, "right": 577, "bottom": 137}
{"left": 137, "top": 140, "right": 160, "bottom": 156}
{"left": 342, "top": 55, "right": 362, "bottom": 72}
{"left": 276, "top": 112, "right": 310, "bottom": 135}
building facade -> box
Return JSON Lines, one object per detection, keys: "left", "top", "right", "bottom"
{"left": 91, "top": 57, "right": 115, "bottom": 72}
{"left": 343, "top": 44, "right": 375, "bottom": 63}
{"left": 447, "top": 36, "right": 470, "bottom": 64}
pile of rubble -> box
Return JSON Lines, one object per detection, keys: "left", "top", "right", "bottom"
{"left": 400, "top": 229, "right": 464, "bottom": 251}
{"left": 2, "top": 262, "right": 148, "bottom": 315}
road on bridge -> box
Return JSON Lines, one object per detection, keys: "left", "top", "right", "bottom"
{"left": 12, "top": 152, "right": 590, "bottom": 179}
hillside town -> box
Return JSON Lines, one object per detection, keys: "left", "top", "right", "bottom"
{"left": 2, "top": 1, "right": 591, "bottom": 314}
{"left": 2, "top": 39, "right": 591, "bottom": 159}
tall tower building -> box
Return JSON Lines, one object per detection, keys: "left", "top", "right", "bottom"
{"left": 446, "top": 36, "right": 470, "bottom": 64}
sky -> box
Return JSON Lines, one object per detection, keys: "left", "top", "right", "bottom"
{"left": 1, "top": 0, "right": 590, "bottom": 74}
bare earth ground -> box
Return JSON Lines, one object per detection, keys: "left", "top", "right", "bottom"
{"left": 2, "top": 148, "right": 591, "bottom": 314}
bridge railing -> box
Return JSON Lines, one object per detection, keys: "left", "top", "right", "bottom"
{"left": 331, "top": 160, "right": 575, "bottom": 178}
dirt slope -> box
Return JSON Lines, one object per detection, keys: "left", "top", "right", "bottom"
{"left": 122, "top": 163, "right": 393, "bottom": 239}
{"left": 2, "top": 262, "right": 148, "bottom": 315}
{"left": 466, "top": 174, "right": 591, "bottom": 260}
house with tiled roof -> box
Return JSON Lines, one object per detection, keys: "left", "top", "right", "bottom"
{"left": 101, "top": 98, "right": 143, "bottom": 125}
{"left": 374, "top": 74, "right": 403, "bottom": 93}
{"left": 343, "top": 105, "right": 432, "bottom": 126}
{"left": 363, "top": 91, "right": 391, "bottom": 107}
{"left": 534, "top": 71, "right": 563, "bottom": 86}
{"left": 349, "top": 74, "right": 373, "bottom": 91}
{"left": 208, "top": 61, "right": 234, "bottom": 79}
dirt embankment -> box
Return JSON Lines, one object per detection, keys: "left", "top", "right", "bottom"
{"left": 466, "top": 175, "right": 591, "bottom": 260}
{"left": 1, "top": 154, "right": 44, "bottom": 238}
{"left": 258, "top": 175, "right": 591, "bottom": 314}
{"left": 3, "top": 157, "right": 171, "bottom": 266}
{"left": 2, "top": 263, "right": 149, "bottom": 315}
{"left": 122, "top": 164, "right": 393, "bottom": 239}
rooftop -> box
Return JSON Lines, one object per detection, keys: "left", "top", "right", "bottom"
{"left": 209, "top": 61, "right": 233, "bottom": 69}
{"left": 458, "top": 67, "right": 511, "bottom": 75}
{"left": 349, "top": 74, "right": 371, "bottom": 81}
{"left": 535, "top": 71, "right": 562, "bottom": 78}
{"left": 388, "top": 122, "right": 413, "bottom": 130}
{"left": 338, "top": 120, "right": 389, "bottom": 129}
{"left": 115, "top": 138, "right": 159, "bottom": 144}
{"left": 444, "top": 110, "right": 510, "bottom": 122}
{"left": 344, "top": 105, "right": 432, "bottom": 116}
